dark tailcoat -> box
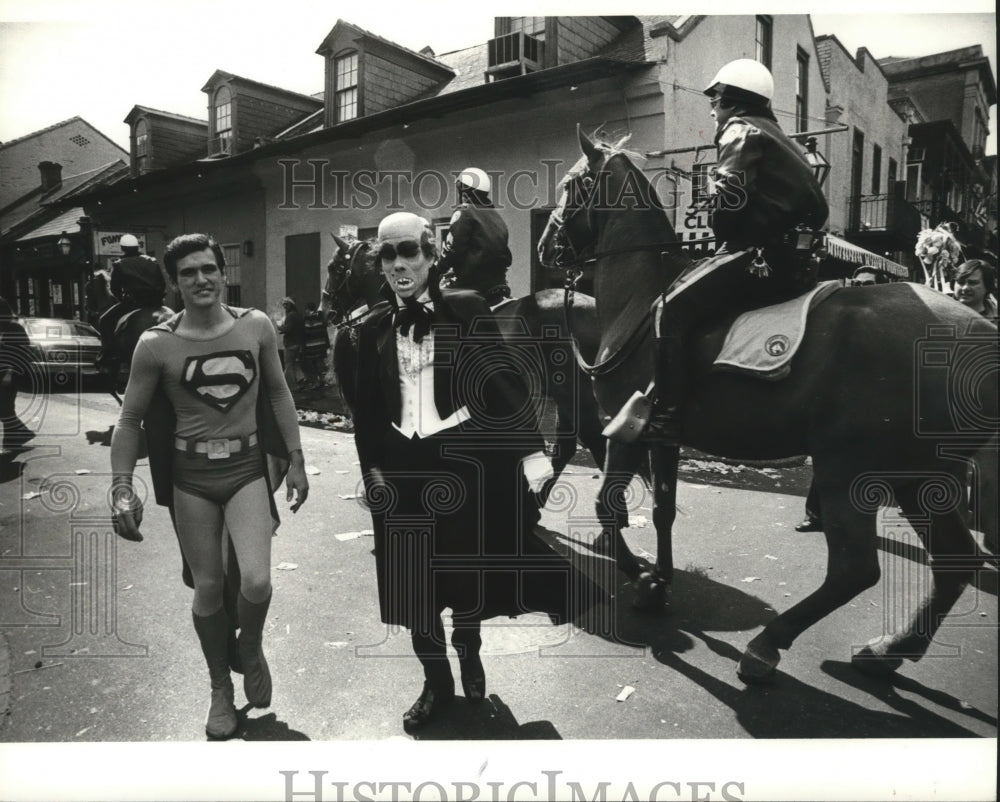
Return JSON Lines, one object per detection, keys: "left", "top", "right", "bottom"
{"left": 352, "top": 289, "right": 586, "bottom": 629}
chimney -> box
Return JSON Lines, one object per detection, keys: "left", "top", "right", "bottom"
{"left": 39, "top": 161, "right": 63, "bottom": 191}
{"left": 419, "top": 46, "right": 436, "bottom": 57}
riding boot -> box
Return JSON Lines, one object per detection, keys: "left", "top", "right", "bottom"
{"left": 191, "top": 607, "right": 238, "bottom": 740}
{"left": 237, "top": 590, "right": 272, "bottom": 708}
{"left": 641, "top": 334, "right": 685, "bottom": 445}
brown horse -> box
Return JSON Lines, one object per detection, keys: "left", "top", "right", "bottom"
{"left": 325, "top": 235, "right": 610, "bottom": 501}
{"left": 538, "top": 127, "right": 998, "bottom": 683}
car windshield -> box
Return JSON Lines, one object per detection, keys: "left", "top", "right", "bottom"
{"left": 24, "top": 319, "right": 98, "bottom": 338}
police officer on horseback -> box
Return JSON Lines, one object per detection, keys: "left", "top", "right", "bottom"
{"left": 606, "top": 58, "right": 829, "bottom": 443}
{"left": 97, "top": 234, "right": 174, "bottom": 390}
{"left": 439, "top": 167, "right": 514, "bottom": 307}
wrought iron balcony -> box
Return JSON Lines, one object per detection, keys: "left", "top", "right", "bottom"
{"left": 486, "top": 32, "right": 544, "bottom": 79}
{"left": 847, "top": 191, "right": 921, "bottom": 242}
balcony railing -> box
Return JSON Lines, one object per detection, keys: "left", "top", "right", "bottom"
{"left": 486, "top": 32, "right": 544, "bottom": 78}
{"left": 847, "top": 191, "right": 921, "bottom": 242}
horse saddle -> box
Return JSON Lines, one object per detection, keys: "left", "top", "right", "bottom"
{"left": 712, "top": 280, "right": 839, "bottom": 380}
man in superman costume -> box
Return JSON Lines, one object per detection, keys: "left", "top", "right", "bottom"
{"left": 110, "top": 233, "right": 309, "bottom": 739}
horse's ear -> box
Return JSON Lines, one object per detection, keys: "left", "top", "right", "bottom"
{"left": 578, "top": 124, "right": 600, "bottom": 162}
{"left": 332, "top": 234, "right": 350, "bottom": 254}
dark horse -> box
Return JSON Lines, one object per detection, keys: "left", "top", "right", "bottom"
{"left": 538, "top": 127, "right": 999, "bottom": 683}
{"left": 84, "top": 270, "right": 117, "bottom": 329}
{"left": 324, "top": 234, "right": 610, "bottom": 500}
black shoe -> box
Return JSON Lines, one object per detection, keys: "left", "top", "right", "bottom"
{"left": 460, "top": 656, "right": 486, "bottom": 703}
{"left": 402, "top": 682, "right": 455, "bottom": 733}
{"left": 794, "top": 517, "right": 822, "bottom": 533}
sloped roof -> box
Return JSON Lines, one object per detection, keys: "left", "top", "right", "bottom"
{"left": 316, "top": 19, "right": 455, "bottom": 76}
{"left": 879, "top": 45, "right": 997, "bottom": 104}
{"left": 1, "top": 160, "right": 126, "bottom": 239}
{"left": 200, "top": 69, "right": 325, "bottom": 106}
{"left": 0, "top": 116, "right": 129, "bottom": 212}
{"left": 16, "top": 206, "right": 86, "bottom": 240}
{"left": 125, "top": 105, "right": 208, "bottom": 126}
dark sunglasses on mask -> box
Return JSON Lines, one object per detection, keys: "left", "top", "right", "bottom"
{"left": 378, "top": 240, "right": 422, "bottom": 262}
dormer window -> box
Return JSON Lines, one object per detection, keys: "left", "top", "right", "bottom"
{"left": 214, "top": 86, "right": 232, "bottom": 154}
{"left": 134, "top": 119, "right": 148, "bottom": 173}
{"left": 334, "top": 51, "right": 359, "bottom": 122}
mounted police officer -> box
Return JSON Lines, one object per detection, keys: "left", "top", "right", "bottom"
{"left": 98, "top": 234, "right": 173, "bottom": 387}
{"left": 439, "top": 167, "right": 513, "bottom": 307}
{"left": 605, "top": 58, "right": 829, "bottom": 444}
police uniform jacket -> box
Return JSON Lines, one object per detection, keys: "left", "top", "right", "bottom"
{"left": 711, "top": 113, "right": 829, "bottom": 249}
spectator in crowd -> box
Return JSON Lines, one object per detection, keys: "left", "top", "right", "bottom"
{"left": 954, "top": 259, "right": 998, "bottom": 322}
{"left": 851, "top": 265, "right": 889, "bottom": 286}
{"left": 301, "top": 302, "right": 331, "bottom": 389}
{"left": 278, "top": 297, "right": 306, "bottom": 388}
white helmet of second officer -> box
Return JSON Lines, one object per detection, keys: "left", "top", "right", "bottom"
{"left": 457, "top": 167, "right": 491, "bottom": 196}
{"left": 704, "top": 59, "right": 774, "bottom": 107}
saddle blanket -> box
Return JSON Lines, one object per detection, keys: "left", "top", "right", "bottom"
{"left": 712, "top": 280, "right": 839, "bottom": 380}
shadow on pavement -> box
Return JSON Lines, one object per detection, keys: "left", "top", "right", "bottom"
{"left": 654, "top": 632, "right": 988, "bottom": 738}
{"left": 85, "top": 425, "right": 114, "bottom": 447}
{"left": 237, "top": 709, "right": 311, "bottom": 741}
{"left": 0, "top": 451, "right": 28, "bottom": 484}
{"left": 822, "top": 659, "right": 998, "bottom": 731}
{"left": 411, "top": 694, "right": 561, "bottom": 740}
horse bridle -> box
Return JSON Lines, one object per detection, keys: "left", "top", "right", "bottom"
{"left": 326, "top": 241, "right": 369, "bottom": 322}
{"left": 548, "top": 170, "right": 599, "bottom": 269}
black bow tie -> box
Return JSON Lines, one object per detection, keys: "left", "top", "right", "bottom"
{"left": 394, "top": 297, "right": 434, "bottom": 343}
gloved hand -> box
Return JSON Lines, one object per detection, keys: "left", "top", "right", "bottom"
{"left": 110, "top": 484, "right": 144, "bottom": 542}
{"left": 521, "top": 451, "right": 554, "bottom": 495}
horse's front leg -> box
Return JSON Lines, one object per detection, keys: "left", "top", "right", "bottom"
{"left": 634, "top": 444, "right": 678, "bottom": 610}
{"left": 593, "top": 440, "right": 645, "bottom": 580}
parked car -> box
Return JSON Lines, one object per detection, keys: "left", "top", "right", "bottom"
{"left": 18, "top": 317, "right": 103, "bottom": 389}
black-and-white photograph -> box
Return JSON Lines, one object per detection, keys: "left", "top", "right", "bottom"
{"left": 1, "top": 1, "right": 996, "bottom": 800}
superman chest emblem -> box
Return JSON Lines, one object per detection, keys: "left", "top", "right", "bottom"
{"left": 181, "top": 350, "right": 257, "bottom": 412}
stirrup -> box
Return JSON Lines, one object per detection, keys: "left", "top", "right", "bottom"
{"left": 602, "top": 390, "right": 652, "bottom": 444}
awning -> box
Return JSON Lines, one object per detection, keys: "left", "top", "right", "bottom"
{"left": 825, "top": 234, "right": 910, "bottom": 278}
{"left": 16, "top": 207, "right": 84, "bottom": 241}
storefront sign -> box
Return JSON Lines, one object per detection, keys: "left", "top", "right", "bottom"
{"left": 94, "top": 231, "right": 147, "bottom": 256}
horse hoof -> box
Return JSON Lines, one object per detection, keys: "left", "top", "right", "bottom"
{"left": 737, "top": 644, "right": 778, "bottom": 684}
{"left": 632, "top": 572, "right": 668, "bottom": 612}
{"left": 851, "top": 643, "right": 903, "bottom": 677}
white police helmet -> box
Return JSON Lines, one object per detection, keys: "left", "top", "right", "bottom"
{"left": 120, "top": 234, "right": 140, "bottom": 249}
{"left": 457, "top": 167, "right": 491, "bottom": 196}
{"left": 704, "top": 59, "right": 774, "bottom": 105}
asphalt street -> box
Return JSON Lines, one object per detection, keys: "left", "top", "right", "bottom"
{"left": 0, "top": 387, "right": 996, "bottom": 799}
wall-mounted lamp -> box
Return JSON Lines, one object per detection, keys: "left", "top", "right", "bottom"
{"left": 804, "top": 137, "right": 831, "bottom": 188}
{"left": 243, "top": 239, "right": 254, "bottom": 257}
{"left": 57, "top": 232, "right": 72, "bottom": 256}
